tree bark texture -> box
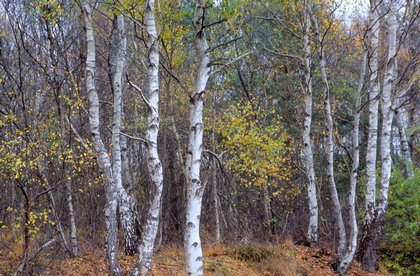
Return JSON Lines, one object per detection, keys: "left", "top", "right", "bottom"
{"left": 396, "top": 109, "right": 414, "bottom": 178}
{"left": 301, "top": 2, "right": 318, "bottom": 244}
{"left": 109, "top": 13, "right": 138, "bottom": 256}
{"left": 132, "top": 1, "right": 164, "bottom": 275}
{"left": 337, "top": 50, "right": 368, "bottom": 274}
{"left": 184, "top": 1, "right": 211, "bottom": 275}
{"left": 308, "top": 1, "right": 346, "bottom": 259}
{"left": 358, "top": 1, "right": 397, "bottom": 271}
{"left": 364, "top": 0, "right": 380, "bottom": 227}
{"left": 79, "top": 1, "right": 122, "bottom": 274}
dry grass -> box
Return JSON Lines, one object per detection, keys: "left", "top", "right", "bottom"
{"left": 0, "top": 237, "right": 389, "bottom": 276}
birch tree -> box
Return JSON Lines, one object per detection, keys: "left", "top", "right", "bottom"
{"left": 301, "top": 1, "right": 318, "bottom": 244}
{"left": 358, "top": 0, "right": 419, "bottom": 270}
{"left": 76, "top": 0, "right": 122, "bottom": 274}
{"left": 184, "top": 1, "right": 211, "bottom": 274}
{"left": 130, "top": 0, "right": 164, "bottom": 274}
{"left": 363, "top": 0, "right": 381, "bottom": 231}
{"left": 396, "top": 109, "right": 414, "bottom": 178}
{"left": 109, "top": 12, "right": 138, "bottom": 256}
{"left": 307, "top": 0, "right": 345, "bottom": 259}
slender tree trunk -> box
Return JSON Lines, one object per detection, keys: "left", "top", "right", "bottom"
{"left": 307, "top": 1, "right": 346, "bottom": 258}
{"left": 184, "top": 1, "right": 211, "bottom": 275}
{"left": 109, "top": 13, "right": 138, "bottom": 256}
{"left": 358, "top": 1, "right": 397, "bottom": 271}
{"left": 301, "top": 2, "right": 318, "bottom": 244}
{"left": 212, "top": 93, "right": 221, "bottom": 242}
{"left": 132, "top": 1, "right": 164, "bottom": 275}
{"left": 338, "top": 49, "right": 368, "bottom": 274}
{"left": 323, "top": 67, "right": 346, "bottom": 258}
{"left": 65, "top": 174, "right": 79, "bottom": 257}
{"left": 396, "top": 109, "right": 414, "bottom": 178}
{"left": 364, "top": 0, "right": 380, "bottom": 228}
{"left": 78, "top": 1, "right": 122, "bottom": 274}
{"left": 357, "top": 1, "right": 381, "bottom": 269}
{"left": 45, "top": 16, "right": 78, "bottom": 258}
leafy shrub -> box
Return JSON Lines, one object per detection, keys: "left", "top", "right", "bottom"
{"left": 380, "top": 170, "right": 420, "bottom": 275}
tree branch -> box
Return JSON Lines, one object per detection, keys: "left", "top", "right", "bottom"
{"left": 211, "top": 51, "right": 254, "bottom": 75}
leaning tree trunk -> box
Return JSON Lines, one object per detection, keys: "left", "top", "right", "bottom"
{"left": 132, "top": 1, "right": 164, "bottom": 275}
{"left": 337, "top": 50, "right": 368, "bottom": 274}
{"left": 109, "top": 13, "right": 138, "bottom": 256}
{"left": 77, "top": 1, "right": 122, "bottom": 274}
{"left": 184, "top": 1, "right": 211, "bottom": 275}
{"left": 308, "top": 1, "right": 346, "bottom": 259}
{"left": 301, "top": 3, "right": 318, "bottom": 244}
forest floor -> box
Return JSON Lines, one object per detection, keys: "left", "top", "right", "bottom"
{"left": 0, "top": 238, "right": 391, "bottom": 276}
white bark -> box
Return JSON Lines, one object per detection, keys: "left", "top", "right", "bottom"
{"left": 358, "top": 1, "right": 398, "bottom": 271}
{"left": 396, "top": 109, "right": 414, "bottom": 178}
{"left": 301, "top": 2, "right": 318, "bottom": 244}
{"left": 307, "top": 1, "right": 345, "bottom": 258}
{"left": 109, "top": 13, "right": 138, "bottom": 256}
{"left": 78, "top": 1, "right": 122, "bottom": 274}
{"left": 132, "top": 0, "right": 164, "bottom": 275}
{"left": 338, "top": 50, "right": 368, "bottom": 274}
{"left": 184, "top": 1, "right": 211, "bottom": 275}
{"left": 378, "top": 0, "right": 397, "bottom": 214}
{"left": 364, "top": 0, "right": 381, "bottom": 225}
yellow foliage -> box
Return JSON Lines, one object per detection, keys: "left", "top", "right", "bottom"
{"left": 215, "top": 102, "right": 294, "bottom": 196}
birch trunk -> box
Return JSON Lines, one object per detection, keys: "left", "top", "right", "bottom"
{"left": 357, "top": 1, "right": 381, "bottom": 267}
{"left": 78, "top": 1, "right": 122, "bottom": 274}
{"left": 337, "top": 50, "right": 368, "bottom": 274}
{"left": 358, "top": 1, "right": 397, "bottom": 271}
{"left": 301, "top": 2, "right": 318, "bottom": 244}
{"left": 307, "top": 2, "right": 345, "bottom": 258}
{"left": 364, "top": 0, "right": 380, "bottom": 227}
{"left": 396, "top": 109, "right": 414, "bottom": 178}
{"left": 184, "top": 1, "right": 211, "bottom": 275}
{"left": 132, "top": 1, "right": 164, "bottom": 275}
{"left": 109, "top": 13, "right": 138, "bottom": 256}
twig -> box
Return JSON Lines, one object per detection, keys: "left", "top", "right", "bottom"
{"left": 211, "top": 51, "right": 254, "bottom": 75}
{"left": 118, "top": 131, "right": 148, "bottom": 143}
{"left": 263, "top": 47, "right": 304, "bottom": 62}
{"left": 126, "top": 74, "right": 155, "bottom": 112}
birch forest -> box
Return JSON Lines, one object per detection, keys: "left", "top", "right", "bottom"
{"left": 0, "top": 0, "right": 419, "bottom": 275}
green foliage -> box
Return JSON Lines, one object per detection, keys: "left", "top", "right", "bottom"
{"left": 380, "top": 171, "right": 420, "bottom": 275}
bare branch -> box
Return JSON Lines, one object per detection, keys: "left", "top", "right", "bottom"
{"left": 263, "top": 47, "right": 304, "bottom": 62}
{"left": 118, "top": 131, "right": 148, "bottom": 143}
{"left": 211, "top": 51, "right": 254, "bottom": 75}
{"left": 126, "top": 73, "right": 154, "bottom": 111}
